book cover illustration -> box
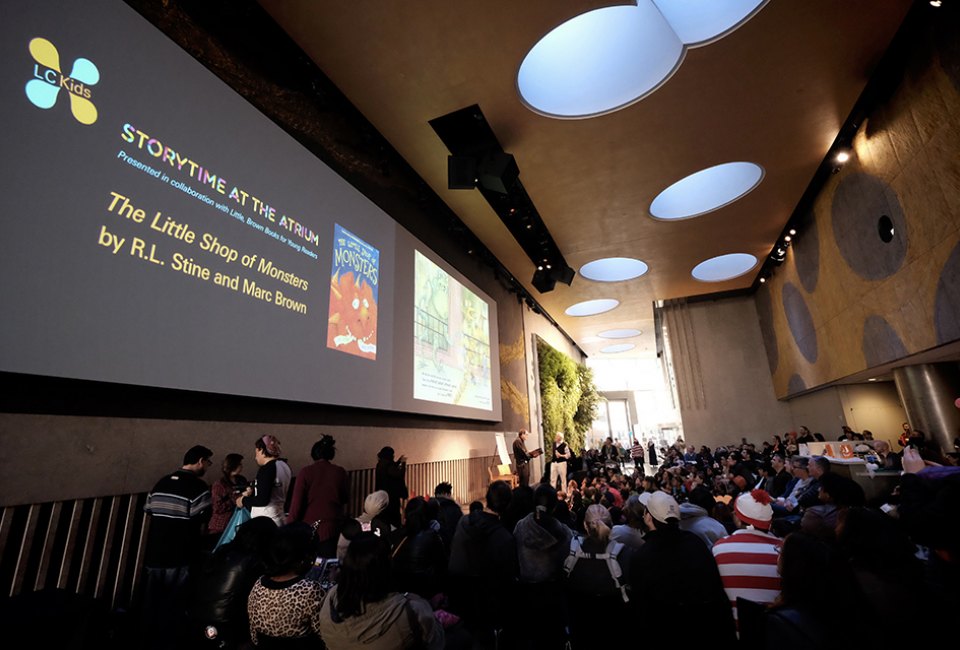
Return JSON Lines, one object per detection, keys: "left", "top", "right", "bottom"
{"left": 413, "top": 251, "right": 491, "bottom": 409}
{"left": 327, "top": 224, "right": 379, "bottom": 360}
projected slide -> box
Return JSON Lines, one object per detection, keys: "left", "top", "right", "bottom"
{"left": 327, "top": 225, "right": 379, "bottom": 360}
{"left": 414, "top": 251, "right": 492, "bottom": 411}
{"left": 0, "top": 0, "right": 501, "bottom": 421}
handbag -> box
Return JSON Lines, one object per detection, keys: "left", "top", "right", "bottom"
{"left": 214, "top": 507, "right": 251, "bottom": 551}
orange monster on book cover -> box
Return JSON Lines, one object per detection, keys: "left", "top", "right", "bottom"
{"left": 327, "top": 224, "right": 379, "bottom": 360}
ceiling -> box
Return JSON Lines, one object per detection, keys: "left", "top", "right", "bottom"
{"left": 260, "top": 0, "right": 913, "bottom": 359}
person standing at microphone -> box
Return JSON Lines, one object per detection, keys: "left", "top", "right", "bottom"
{"left": 514, "top": 429, "right": 532, "bottom": 488}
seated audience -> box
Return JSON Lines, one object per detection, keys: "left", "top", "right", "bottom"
{"left": 320, "top": 532, "right": 443, "bottom": 650}
{"left": 679, "top": 485, "right": 729, "bottom": 548}
{"left": 247, "top": 523, "right": 325, "bottom": 647}
{"left": 712, "top": 489, "right": 781, "bottom": 628}
{"left": 610, "top": 493, "right": 646, "bottom": 549}
{"left": 337, "top": 490, "right": 392, "bottom": 562}
{"left": 431, "top": 481, "right": 462, "bottom": 551}
{"left": 764, "top": 532, "right": 853, "bottom": 648}
{"left": 391, "top": 497, "right": 446, "bottom": 600}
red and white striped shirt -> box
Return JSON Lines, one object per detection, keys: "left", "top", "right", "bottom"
{"left": 711, "top": 528, "right": 782, "bottom": 624}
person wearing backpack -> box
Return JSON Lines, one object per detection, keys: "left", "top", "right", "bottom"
{"left": 563, "top": 504, "right": 631, "bottom": 648}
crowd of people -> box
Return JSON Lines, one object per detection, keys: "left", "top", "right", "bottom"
{"left": 139, "top": 427, "right": 959, "bottom": 649}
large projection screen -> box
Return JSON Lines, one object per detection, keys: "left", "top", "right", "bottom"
{"left": 0, "top": 0, "right": 501, "bottom": 422}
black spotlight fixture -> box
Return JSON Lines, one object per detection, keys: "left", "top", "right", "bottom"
{"left": 431, "top": 104, "right": 574, "bottom": 293}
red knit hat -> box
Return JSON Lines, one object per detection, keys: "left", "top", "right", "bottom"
{"left": 734, "top": 489, "right": 774, "bottom": 530}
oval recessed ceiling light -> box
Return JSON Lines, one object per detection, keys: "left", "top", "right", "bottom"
{"left": 565, "top": 299, "right": 620, "bottom": 317}
{"left": 580, "top": 257, "right": 649, "bottom": 282}
{"left": 691, "top": 253, "right": 758, "bottom": 282}
{"left": 652, "top": 0, "right": 769, "bottom": 47}
{"left": 517, "top": 1, "right": 767, "bottom": 119}
{"left": 601, "top": 343, "right": 636, "bottom": 354}
{"left": 650, "top": 162, "right": 764, "bottom": 220}
{"left": 517, "top": 3, "right": 683, "bottom": 118}
{"left": 598, "top": 328, "right": 642, "bottom": 339}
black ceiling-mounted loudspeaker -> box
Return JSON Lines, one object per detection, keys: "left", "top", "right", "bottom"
{"left": 477, "top": 152, "right": 518, "bottom": 194}
{"left": 550, "top": 265, "right": 576, "bottom": 286}
{"left": 447, "top": 155, "right": 477, "bottom": 190}
{"left": 531, "top": 267, "right": 557, "bottom": 293}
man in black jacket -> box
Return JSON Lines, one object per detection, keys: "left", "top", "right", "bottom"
{"left": 629, "top": 492, "right": 736, "bottom": 646}
{"left": 432, "top": 481, "right": 462, "bottom": 551}
{"left": 447, "top": 481, "right": 518, "bottom": 638}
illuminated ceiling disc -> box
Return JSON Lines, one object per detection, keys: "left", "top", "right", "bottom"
{"left": 652, "top": 0, "right": 769, "bottom": 46}
{"left": 691, "top": 253, "right": 758, "bottom": 282}
{"left": 565, "top": 298, "right": 620, "bottom": 317}
{"left": 651, "top": 162, "right": 764, "bottom": 220}
{"left": 598, "top": 328, "right": 642, "bottom": 339}
{"left": 580, "top": 257, "right": 649, "bottom": 282}
{"left": 601, "top": 343, "right": 636, "bottom": 354}
{"left": 517, "top": 3, "right": 683, "bottom": 118}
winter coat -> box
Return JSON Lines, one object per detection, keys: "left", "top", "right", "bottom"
{"left": 513, "top": 513, "right": 573, "bottom": 583}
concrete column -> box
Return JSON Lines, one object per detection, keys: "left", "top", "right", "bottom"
{"left": 893, "top": 363, "right": 960, "bottom": 454}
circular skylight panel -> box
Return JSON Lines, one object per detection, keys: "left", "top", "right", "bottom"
{"left": 580, "top": 257, "right": 649, "bottom": 282}
{"left": 651, "top": 162, "right": 763, "bottom": 220}
{"left": 565, "top": 299, "right": 619, "bottom": 317}
{"left": 691, "top": 253, "right": 758, "bottom": 282}
{"left": 652, "top": 0, "right": 769, "bottom": 46}
{"left": 517, "top": 3, "right": 683, "bottom": 118}
{"left": 598, "top": 328, "right": 642, "bottom": 339}
{"left": 601, "top": 343, "right": 636, "bottom": 354}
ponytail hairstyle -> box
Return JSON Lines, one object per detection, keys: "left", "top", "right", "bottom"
{"left": 584, "top": 504, "right": 612, "bottom": 542}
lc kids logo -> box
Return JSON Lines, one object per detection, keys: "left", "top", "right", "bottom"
{"left": 25, "top": 37, "right": 99, "bottom": 125}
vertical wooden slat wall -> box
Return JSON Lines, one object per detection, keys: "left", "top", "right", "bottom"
{"left": 0, "top": 454, "right": 498, "bottom": 609}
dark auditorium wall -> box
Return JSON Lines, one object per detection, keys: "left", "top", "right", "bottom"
{"left": 756, "top": 10, "right": 960, "bottom": 398}
{"left": 0, "top": 0, "right": 545, "bottom": 507}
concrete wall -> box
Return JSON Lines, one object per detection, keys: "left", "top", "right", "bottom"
{"left": 786, "top": 386, "right": 845, "bottom": 440}
{"left": 837, "top": 382, "right": 907, "bottom": 446}
{"left": 0, "top": 414, "right": 505, "bottom": 507}
{"left": 665, "top": 296, "right": 793, "bottom": 448}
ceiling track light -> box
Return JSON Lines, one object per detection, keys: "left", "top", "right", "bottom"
{"left": 835, "top": 150, "right": 850, "bottom": 164}
{"left": 789, "top": 229, "right": 797, "bottom": 236}
{"left": 431, "top": 104, "right": 574, "bottom": 294}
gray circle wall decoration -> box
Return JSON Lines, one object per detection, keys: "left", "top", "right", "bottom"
{"left": 831, "top": 172, "right": 907, "bottom": 280}
{"left": 935, "top": 241, "right": 960, "bottom": 345}
{"left": 787, "top": 374, "right": 807, "bottom": 396}
{"left": 755, "top": 283, "right": 778, "bottom": 374}
{"left": 862, "top": 315, "right": 908, "bottom": 368}
{"left": 792, "top": 212, "right": 820, "bottom": 293}
{"left": 782, "top": 282, "right": 818, "bottom": 363}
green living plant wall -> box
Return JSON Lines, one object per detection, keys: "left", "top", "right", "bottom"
{"left": 536, "top": 337, "right": 602, "bottom": 459}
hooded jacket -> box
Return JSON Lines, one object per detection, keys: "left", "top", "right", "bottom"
{"left": 513, "top": 512, "right": 573, "bottom": 583}
{"left": 448, "top": 510, "right": 517, "bottom": 580}
{"left": 678, "top": 502, "right": 729, "bottom": 549}
{"left": 318, "top": 587, "right": 443, "bottom": 650}
{"left": 447, "top": 510, "right": 518, "bottom": 630}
